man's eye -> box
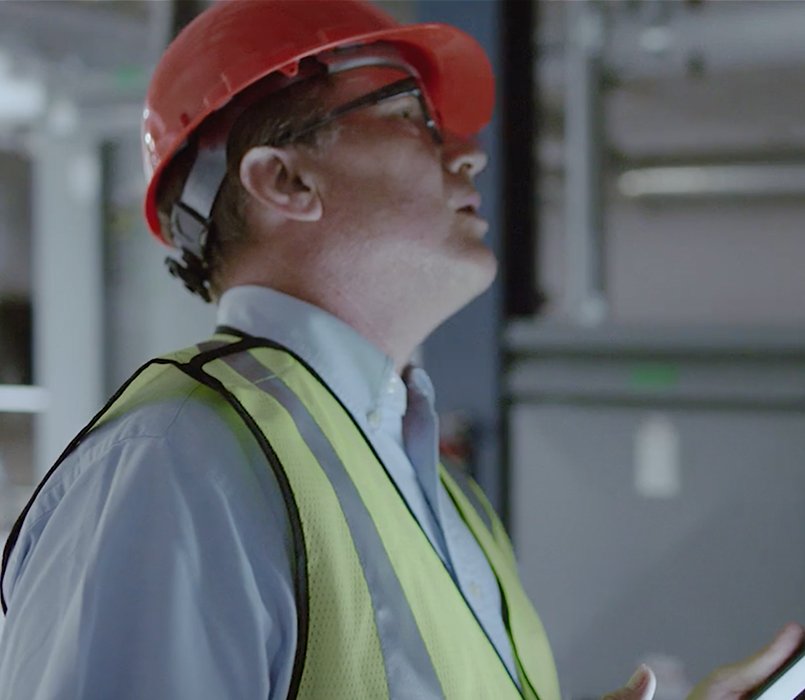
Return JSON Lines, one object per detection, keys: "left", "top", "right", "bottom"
{"left": 391, "top": 100, "right": 421, "bottom": 121}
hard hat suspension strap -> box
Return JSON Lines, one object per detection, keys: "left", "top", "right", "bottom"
{"left": 165, "top": 142, "right": 227, "bottom": 302}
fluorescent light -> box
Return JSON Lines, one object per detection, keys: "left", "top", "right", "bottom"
{"left": 619, "top": 164, "right": 805, "bottom": 198}
{"left": 0, "top": 75, "right": 46, "bottom": 123}
{"left": 0, "top": 386, "right": 49, "bottom": 413}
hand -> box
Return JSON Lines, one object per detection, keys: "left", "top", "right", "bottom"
{"left": 602, "top": 665, "right": 658, "bottom": 700}
{"left": 687, "top": 623, "right": 804, "bottom": 700}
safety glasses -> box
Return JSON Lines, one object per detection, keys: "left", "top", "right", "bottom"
{"left": 276, "top": 77, "right": 443, "bottom": 146}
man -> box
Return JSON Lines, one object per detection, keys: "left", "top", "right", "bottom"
{"left": 0, "top": 1, "right": 800, "bottom": 698}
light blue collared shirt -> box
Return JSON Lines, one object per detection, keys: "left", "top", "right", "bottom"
{"left": 0, "top": 285, "right": 516, "bottom": 699}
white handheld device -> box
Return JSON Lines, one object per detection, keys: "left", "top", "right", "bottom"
{"left": 748, "top": 647, "right": 805, "bottom": 700}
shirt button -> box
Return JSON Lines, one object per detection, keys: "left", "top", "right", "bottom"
{"left": 469, "top": 582, "right": 482, "bottom": 598}
{"left": 388, "top": 376, "right": 398, "bottom": 394}
{"left": 367, "top": 410, "right": 381, "bottom": 428}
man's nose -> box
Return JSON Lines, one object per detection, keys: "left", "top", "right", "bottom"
{"left": 443, "top": 132, "right": 489, "bottom": 179}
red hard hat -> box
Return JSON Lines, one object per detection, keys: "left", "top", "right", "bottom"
{"left": 142, "top": 0, "right": 495, "bottom": 244}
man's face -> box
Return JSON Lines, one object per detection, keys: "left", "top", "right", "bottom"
{"left": 306, "top": 65, "right": 497, "bottom": 319}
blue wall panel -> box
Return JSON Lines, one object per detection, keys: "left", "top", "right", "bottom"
{"left": 416, "top": 0, "right": 505, "bottom": 514}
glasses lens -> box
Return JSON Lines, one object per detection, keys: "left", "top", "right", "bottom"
{"left": 280, "top": 78, "right": 441, "bottom": 145}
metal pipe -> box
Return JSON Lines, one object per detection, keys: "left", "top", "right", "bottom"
{"left": 564, "top": 0, "right": 607, "bottom": 325}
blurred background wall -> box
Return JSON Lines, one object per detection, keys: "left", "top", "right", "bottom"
{"left": 0, "top": 1, "right": 804, "bottom": 699}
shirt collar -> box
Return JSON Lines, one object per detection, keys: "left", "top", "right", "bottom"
{"left": 216, "top": 285, "right": 410, "bottom": 434}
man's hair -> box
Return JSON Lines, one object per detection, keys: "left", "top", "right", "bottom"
{"left": 156, "top": 71, "right": 336, "bottom": 299}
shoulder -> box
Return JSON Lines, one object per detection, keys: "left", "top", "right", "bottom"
{"left": 31, "top": 378, "right": 243, "bottom": 517}
{"left": 4, "top": 373, "right": 293, "bottom": 604}
{"left": 0, "top": 374, "right": 299, "bottom": 699}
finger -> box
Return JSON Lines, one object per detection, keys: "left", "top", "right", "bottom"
{"left": 602, "top": 665, "right": 658, "bottom": 700}
{"left": 715, "top": 623, "right": 804, "bottom": 695}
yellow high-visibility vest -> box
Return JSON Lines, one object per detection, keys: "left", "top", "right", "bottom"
{"left": 4, "top": 334, "right": 561, "bottom": 700}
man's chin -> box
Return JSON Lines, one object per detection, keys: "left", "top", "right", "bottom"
{"left": 450, "top": 254, "right": 499, "bottom": 309}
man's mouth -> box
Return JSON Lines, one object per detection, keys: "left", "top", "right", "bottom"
{"left": 455, "top": 191, "right": 482, "bottom": 216}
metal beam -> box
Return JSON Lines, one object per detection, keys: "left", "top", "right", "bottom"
{"left": 501, "top": 0, "right": 545, "bottom": 317}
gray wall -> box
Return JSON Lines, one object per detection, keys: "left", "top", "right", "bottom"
{"left": 511, "top": 10, "right": 805, "bottom": 699}
{"left": 539, "top": 195, "right": 805, "bottom": 326}
{"left": 512, "top": 397, "right": 805, "bottom": 700}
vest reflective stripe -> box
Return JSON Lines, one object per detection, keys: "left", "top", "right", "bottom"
{"left": 218, "top": 347, "right": 445, "bottom": 700}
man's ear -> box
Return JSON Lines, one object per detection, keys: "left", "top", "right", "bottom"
{"left": 239, "top": 145, "right": 323, "bottom": 222}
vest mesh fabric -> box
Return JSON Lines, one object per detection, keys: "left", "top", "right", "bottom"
{"left": 292, "top": 457, "right": 389, "bottom": 700}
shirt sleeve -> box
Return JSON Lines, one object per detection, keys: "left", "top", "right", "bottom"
{"left": 0, "top": 390, "right": 298, "bottom": 700}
